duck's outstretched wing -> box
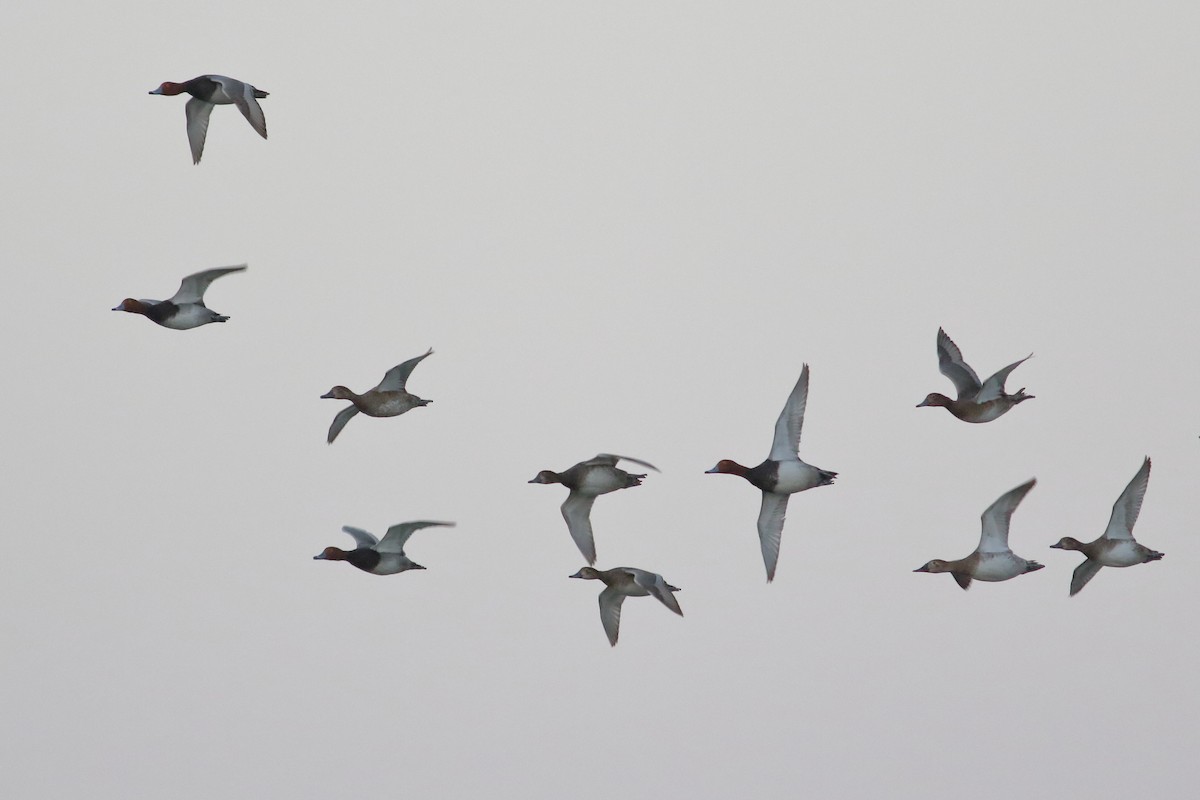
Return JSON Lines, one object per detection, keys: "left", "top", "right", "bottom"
{"left": 230, "top": 80, "right": 268, "bottom": 139}
{"left": 598, "top": 587, "right": 626, "bottom": 646}
{"left": 936, "top": 328, "right": 982, "bottom": 400}
{"left": 1103, "top": 457, "right": 1151, "bottom": 541}
{"left": 184, "top": 97, "right": 214, "bottom": 164}
{"left": 632, "top": 570, "right": 683, "bottom": 616}
{"left": 171, "top": 264, "right": 246, "bottom": 304}
{"left": 590, "top": 454, "right": 660, "bottom": 472}
{"left": 978, "top": 478, "right": 1036, "bottom": 553}
{"left": 756, "top": 492, "right": 789, "bottom": 582}
{"left": 1070, "top": 559, "right": 1103, "bottom": 596}
{"left": 376, "top": 521, "right": 455, "bottom": 554}
{"left": 327, "top": 405, "right": 359, "bottom": 444}
{"left": 561, "top": 493, "right": 597, "bottom": 565}
{"left": 768, "top": 364, "right": 808, "bottom": 461}
{"left": 340, "top": 526, "right": 379, "bottom": 548}
{"left": 376, "top": 348, "right": 434, "bottom": 391}
{"left": 976, "top": 353, "right": 1032, "bottom": 403}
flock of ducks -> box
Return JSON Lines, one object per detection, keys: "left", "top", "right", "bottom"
{"left": 118, "top": 74, "right": 1167, "bottom": 646}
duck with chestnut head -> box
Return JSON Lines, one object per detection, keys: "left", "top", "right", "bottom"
{"left": 112, "top": 264, "right": 246, "bottom": 330}
{"left": 706, "top": 364, "right": 837, "bottom": 582}
{"left": 149, "top": 75, "right": 268, "bottom": 163}
{"left": 314, "top": 520, "right": 454, "bottom": 575}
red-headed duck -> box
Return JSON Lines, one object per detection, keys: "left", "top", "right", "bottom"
{"left": 917, "top": 328, "right": 1033, "bottom": 423}
{"left": 112, "top": 264, "right": 246, "bottom": 329}
{"left": 150, "top": 75, "right": 268, "bottom": 164}
{"left": 530, "top": 454, "right": 659, "bottom": 565}
{"left": 569, "top": 566, "right": 682, "bottom": 647}
{"left": 321, "top": 348, "right": 434, "bottom": 444}
{"left": 314, "top": 520, "right": 455, "bottom": 575}
{"left": 914, "top": 478, "right": 1044, "bottom": 590}
{"left": 1050, "top": 457, "right": 1164, "bottom": 596}
{"left": 706, "top": 364, "right": 837, "bottom": 582}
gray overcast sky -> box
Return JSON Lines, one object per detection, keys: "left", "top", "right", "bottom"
{"left": 3, "top": 2, "right": 1198, "bottom": 798}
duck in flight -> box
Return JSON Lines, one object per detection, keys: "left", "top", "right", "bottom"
{"left": 706, "top": 364, "right": 837, "bottom": 582}
{"left": 917, "top": 328, "right": 1033, "bottom": 423}
{"left": 914, "top": 478, "right": 1044, "bottom": 590}
{"left": 150, "top": 74, "right": 268, "bottom": 164}
{"left": 314, "top": 520, "right": 455, "bottom": 575}
{"left": 1050, "top": 457, "right": 1164, "bottom": 596}
{"left": 321, "top": 349, "right": 434, "bottom": 444}
{"left": 530, "top": 454, "right": 659, "bottom": 564}
{"left": 569, "top": 566, "right": 682, "bottom": 647}
{"left": 112, "top": 264, "right": 246, "bottom": 329}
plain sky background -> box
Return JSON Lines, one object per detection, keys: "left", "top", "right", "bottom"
{"left": 3, "top": 1, "right": 1198, "bottom": 797}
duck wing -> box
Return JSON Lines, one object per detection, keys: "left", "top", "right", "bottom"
{"left": 327, "top": 405, "right": 359, "bottom": 444}
{"left": 589, "top": 454, "right": 660, "bottom": 472}
{"left": 1103, "top": 457, "right": 1151, "bottom": 541}
{"left": 561, "top": 492, "right": 598, "bottom": 564}
{"left": 184, "top": 97, "right": 214, "bottom": 164}
{"left": 632, "top": 570, "right": 683, "bottom": 616}
{"left": 756, "top": 492, "right": 789, "bottom": 582}
{"left": 376, "top": 520, "right": 455, "bottom": 554}
{"left": 976, "top": 353, "right": 1032, "bottom": 403}
{"left": 1069, "top": 559, "right": 1103, "bottom": 596}
{"left": 936, "top": 328, "right": 982, "bottom": 400}
{"left": 171, "top": 264, "right": 247, "bottom": 304}
{"left": 340, "top": 526, "right": 379, "bottom": 548}
{"left": 376, "top": 348, "right": 434, "bottom": 391}
{"left": 768, "top": 364, "right": 809, "bottom": 462}
{"left": 978, "top": 478, "right": 1036, "bottom": 553}
{"left": 598, "top": 587, "right": 626, "bottom": 646}
{"left": 231, "top": 80, "right": 268, "bottom": 139}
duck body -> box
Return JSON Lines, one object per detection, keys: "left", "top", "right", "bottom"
{"left": 336, "top": 389, "right": 427, "bottom": 418}
{"left": 530, "top": 454, "right": 659, "bottom": 564}
{"left": 314, "top": 520, "right": 454, "bottom": 576}
{"left": 719, "top": 457, "right": 837, "bottom": 495}
{"left": 150, "top": 75, "right": 269, "bottom": 164}
{"left": 112, "top": 264, "right": 246, "bottom": 330}
{"left": 569, "top": 566, "right": 683, "bottom": 646}
{"left": 914, "top": 478, "right": 1043, "bottom": 590}
{"left": 1050, "top": 457, "right": 1163, "bottom": 595}
{"left": 915, "top": 393, "right": 1028, "bottom": 424}
{"left": 322, "top": 349, "right": 434, "bottom": 444}
{"left": 917, "top": 328, "right": 1033, "bottom": 423}
{"left": 706, "top": 364, "right": 836, "bottom": 582}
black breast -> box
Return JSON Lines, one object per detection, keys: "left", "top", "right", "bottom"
{"left": 744, "top": 460, "right": 779, "bottom": 493}
{"left": 182, "top": 76, "right": 221, "bottom": 102}
{"left": 345, "top": 549, "right": 382, "bottom": 573}
{"left": 144, "top": 300, "right": 179, "bottom": 324}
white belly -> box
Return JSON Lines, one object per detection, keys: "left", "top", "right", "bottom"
{"left": 1095, "top": 541, "right": 1146, "bottom": 567}
{"left": 578, "top": 469, "right": 629, "bottom": 495}
{"left": 972, "top": 552, "right": 1027, "bottom": 582}
{"left": 160, "top": 304, "right": 216, "bottom": 329}
{"left": 773, "top": 460, "right": 827, "bottom": 494}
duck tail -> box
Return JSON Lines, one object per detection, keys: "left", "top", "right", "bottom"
{"left": 627, "top": 472, "right": 648, "bottom": 487}
{"left": 1013, "top": 388, "right": 1035, "bottom": 403}
{"left": 1147, "top": 550, "right": 1165, "bottom": 561}
{"left": 213, "top": 314, "right": 230, "bottom": 323}
{"left": 819, "top": 469, "right": 838, "bottom": 486}
{"left": 1025, "top": 560, "right": 1045, "bottom": 573}
{"left": 254, "top": 89, "right": 269, "bottom": 98}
